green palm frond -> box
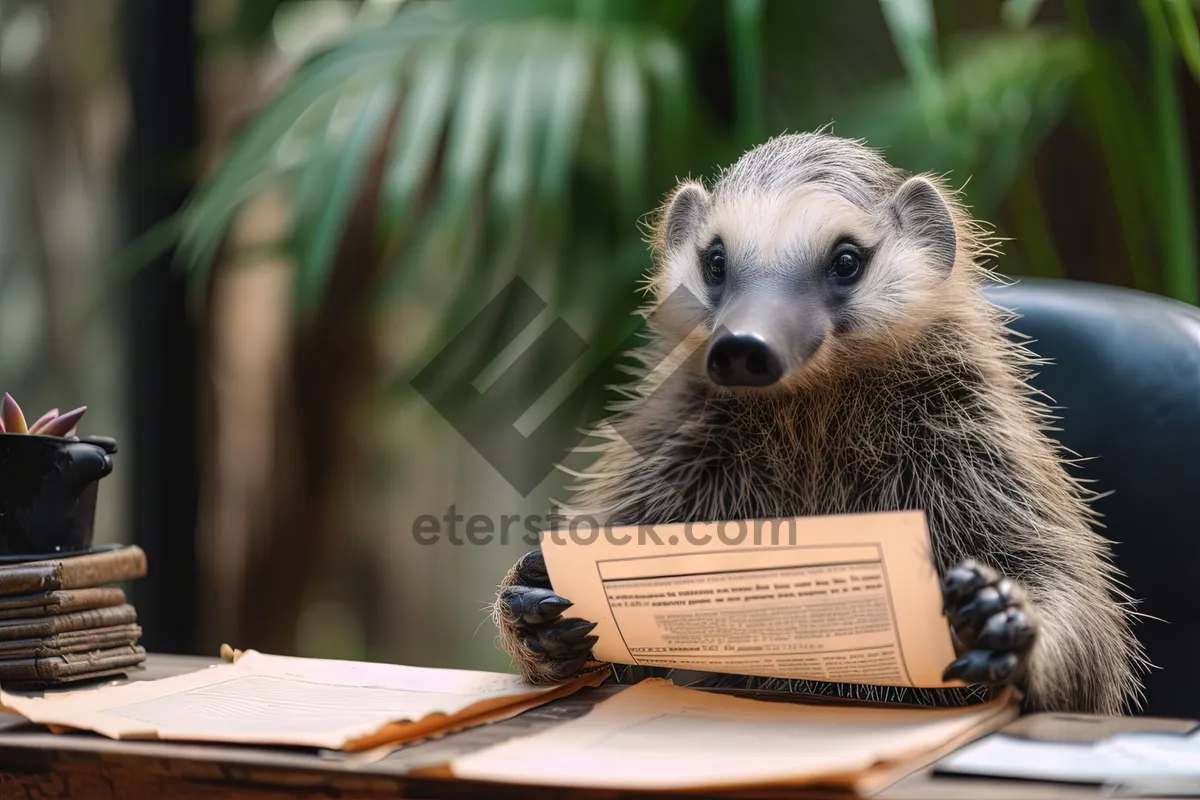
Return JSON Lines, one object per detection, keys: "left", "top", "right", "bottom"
{"left": 878, "top": 0, "right": 944, "bottom": 140}
{"left": 1143, "top": 0, "right": 1200, "bottom": 304}
{"left": 839, "top": 29, "right": 1088, "bottom": 213}
{"left": 174, "top": 0, "right": 698, "bottom": 355}
{"left": 178, "top": 16, "right": 441, "bottom": 293}
{"left": 293, "top": 83, "right": 397, "bottom": 308}
{"left": 727, "top": 0, "right": 766, "bottom": 144}
{"left": 1001, "top": 0, "right": 1045, "bottom": 31}
{"left": 1163, "top": 0, "right": 1200, "bottom": 83}
{"left": 125, "top": 0, "right": 1200, "bottom": 365}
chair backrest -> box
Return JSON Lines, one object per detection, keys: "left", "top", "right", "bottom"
{"left": 984, "top": 278, "right": 1200, "bottom": 718}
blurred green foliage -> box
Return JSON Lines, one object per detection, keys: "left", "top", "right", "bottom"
{"left": 165, "top": 0, "right": 1200, "bottom": 395}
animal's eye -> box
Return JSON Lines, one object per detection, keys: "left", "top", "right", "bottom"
{"left": 830, "top": 248, "right": 862, "bottom": 282}
{"left": 703, "top": 241, "right": 726, "bottom": 287}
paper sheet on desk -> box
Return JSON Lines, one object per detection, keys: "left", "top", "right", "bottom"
{"left": 440, "top": 678, "right": 1016, "bottom": 792}
{"left": 542, "top": 510, "right": 961, "bottom": 688}
{"left": 0, "top": 650, "right": 606, "bottom": 750}
{"left": 937, "top": 732, "right": 1200, "bottom": 786}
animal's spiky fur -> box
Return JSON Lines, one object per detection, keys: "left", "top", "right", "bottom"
{"left": 495, "top": 132, "right": 1148, "bottom": 714}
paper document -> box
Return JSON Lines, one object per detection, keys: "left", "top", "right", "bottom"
{"left": 0, "top": 650, "right": 605, "bottom": 750}
{"left": 542, "top": 510, "right": 960, "bottom": 687}
{"left": 441, "top": 678, "right": 1016, "bottom": 792}
{"left": 937, "top": 731, "right": 1200, "bottom": 786}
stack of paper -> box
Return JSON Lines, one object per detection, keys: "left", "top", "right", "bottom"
{"left": 428, "top": 678, "right": 1016, "bottom": 793}
{"left": 0, "top": 650, "right": 606, "bottom": 751}
{"left": 0, "top": 654, "right": 1015, "bottom": 794}
{"left": 937, "top": 727, "right": 1200, "bottom": 790}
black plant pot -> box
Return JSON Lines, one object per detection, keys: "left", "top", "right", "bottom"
{"left": 0, "top": 434, "right": 118, "bottom": 562}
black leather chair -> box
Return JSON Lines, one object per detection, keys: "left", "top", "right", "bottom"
{"left": 984, "top": 278, "right": 1200, "bottom": 718}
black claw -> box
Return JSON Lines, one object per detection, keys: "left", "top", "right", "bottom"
{"left": 546, "top": 654, "right": 591, "bottom": 682}
{"left": 950, "top": 580, "right": 1019, "bottom": 630}
{"left": 942, "top": 656, "right": 970, "bottom": 683}
{"left": 941, "top": 560, "right": 994, "bottom": 609}
{"left": 522, "top": 627, "right": 596, "bottom": 659}
{"left": 943, "top": 649, "right": 1021, "bottom": 686}
{"left": 940, "top": 559, "right": 1035, "bottom": 687}
{"left": 556, "top": 619, "right": 598, "bottom": 642}
{"left": 952, "top": 586, "right": 1002, "bottom": 623}
{"left": 975, "top": 608, "right": 1036, "bottom": 653}
{"left": 535, "top": 619, "right": 598, "bottom": 659}
{"left": 498, "top": 586, "right": 572, "bottom": 626}
{"left": 540, "top": 635, "right": 597, "bottom": 660}
{"left": 538, "top": 594, "right": 574, "bottom": 618}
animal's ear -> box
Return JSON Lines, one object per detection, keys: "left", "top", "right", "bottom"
{"left": 660, "top": 181, "right": 711, "bottom": 252}
{"left": 888, "top": 176, "right": 956, "bottom": 274}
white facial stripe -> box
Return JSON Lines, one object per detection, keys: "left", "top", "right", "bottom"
{"left": 661, "top": 247, "right": 711, "bottom": 310}
{"left": 657, "top": 180, "right": 942, "bottom": 333}
{"left": 697, "top": 188, "right": 880, "bottom": 276}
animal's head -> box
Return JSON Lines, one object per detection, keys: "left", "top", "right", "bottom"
{"left": 646, "top": 132, "right": 976, "bottom": 391}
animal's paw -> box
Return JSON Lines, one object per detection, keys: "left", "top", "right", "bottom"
{"left": 494, "top": 550, "right": 601, "bottom": 683}
{"left": 940, "top": 560, "right": 1038, "bottom": 687}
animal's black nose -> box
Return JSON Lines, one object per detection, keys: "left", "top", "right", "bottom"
{"left": 706, "top": 333, "right": 784, "bottom": 387}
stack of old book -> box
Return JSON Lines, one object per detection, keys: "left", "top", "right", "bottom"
{"left": 0, "top": 545, "right": 147, "bottom": 688}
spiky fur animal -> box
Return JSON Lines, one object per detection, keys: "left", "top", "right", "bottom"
{"left": 493, "top": 132, "right": 1147, "bottom": 715}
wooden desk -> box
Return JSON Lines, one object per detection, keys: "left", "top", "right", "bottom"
{"left": 0, "top": 655, "right": 1166, "bottom": 799}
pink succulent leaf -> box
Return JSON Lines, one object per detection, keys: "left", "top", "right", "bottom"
{"left": 2, "top": 394, "right": 27, "bottom": 434}
{"left": 0, "top": 415, "right": 5, "bottom": 433}
{"left": 38, "top": 406, "right": 85, "bottom": 437}
{"left": 28, "top": 409, "right": 59, "bottom": 434}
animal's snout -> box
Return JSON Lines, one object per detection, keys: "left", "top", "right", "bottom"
{"left": 706, "top": 332, "right": 784, "bottom": 387}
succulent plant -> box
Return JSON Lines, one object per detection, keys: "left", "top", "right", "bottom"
{"left": 0, "top": 393, "right": 86, "bottom": 437}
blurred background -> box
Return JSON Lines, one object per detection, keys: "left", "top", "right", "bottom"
{"left": 3, "top": 0, "right": 1198, "bottom": 672}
